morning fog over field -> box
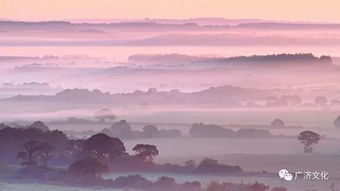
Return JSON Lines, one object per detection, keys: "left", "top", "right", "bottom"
{"left": 1, "top": 1, "right": 340, "bottom": 191}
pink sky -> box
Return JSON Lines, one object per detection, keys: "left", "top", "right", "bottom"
{"left": 1, "top": 0, "right": 340, "bottom": 22}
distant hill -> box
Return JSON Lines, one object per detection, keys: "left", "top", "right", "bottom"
{"left": 2, "top": 20, "right": 340, "bottom": 30}
{"left": 3, "top": 20, "right": 340, "bottom": 47}
{"left": 128, "top": 53, "right": 333, "bottom": 67}
{"left": 128, "top": 54, "right": 206, "bottom": 65}
{"left": 0, "top": 20, "right": 227, "bottom": 31}
{"left": 125, "top": 33, "right": 340, "bottom": 46}
{"left": 236, "top": 22, "right": 340, "bottom": 30}
{"left": 0, "top": 85, "right": 272, "bottom": 108}
{"left": 202, "top": 53, "right": 333, "bottom": 65}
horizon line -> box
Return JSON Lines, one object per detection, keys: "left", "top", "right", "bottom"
{"left": 0, "top": 17, "right": 338, "bottom": 25}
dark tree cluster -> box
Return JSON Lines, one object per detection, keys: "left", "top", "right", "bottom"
{"left": 151, "top": 158, "right": 242, "bottom": 175}
{"left": 68, "top": 157, "right": 109, "bottom": 180}
{"left": 112, "top": 175, "right": 201, "bottom": 191}
{"left": 0, "top": 121, "right": 287, "bottom": 191}
{"left": 0, "top": 122, "right": 162, "bottom": 180}
{"left": 270, "top": 119, "right": 285, "bottom": 128}
{"left": 17, "top": 140, "right": 54, "bottom": 168}
{"left": 133, "top": 144, "right": 159, "bottom": 162}
{"left": 190, "top": 123, "right": 272, "bottom": 138}
{"left": 206, "top": 181, "right": 286, "bottom": 191}
{"left": 67, "top": 133, "right": 160, "bottom": 179}
{"left": 266, "top": 95, "right": 302, "bottom": 106}
{"left": 100, "top": 120, "right": 181, "bottom": 139}
{"left": 205, "top": 53, "right": 333, "bottom": 66}
{"left": 68, "top": 174, "right": 282, "bottom": 191}
{"left": 0, "top": 121, "right": 69, "bottom": 165}
{"left": 196, "top": 158, "right": 242, "bottom": 174}
{"left": 298, "top": 130, "right": 321, "bottom": 153}
{"left": 82, "top": 133, "right": 127, "bottom": 163}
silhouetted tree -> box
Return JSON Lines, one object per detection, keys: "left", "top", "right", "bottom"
{"left": 184, "top": 160, "right": 196, "bottom": 169}
{"left": 83, "top": 133, "right": 126, "bottom": 163}
{"left": 68, "top": 157, "right": 108, "bottom": 179}
{"left": 190, "top": 123, "right": 234, "bottom": 137}
{"left": 66, "top": 139, "right": 85, "bottom": 158}
{"left": 133, "top": 144, "right": 159, "bottom": 162}
{"left": 26, "top": 121, "right": 49, "bottom": 132}
{"left": 270, "top": 119, "right": 285, "bottom": 128}
{"left": 320, "top": 55, "right": 333, "bottom": 65}
{"left": 17, "top": 140, "right": 41, "bottom": 168}
{"left": 196, "top": 158, "right": 242, "bottom": 173}
{"left": 38, "top": 142, "right": 54, "bottom": 167}
{"left": 17, "top": 140, "right": 54, "bottom": 168}
{"left": 315, "top": 96, "right": 327, "bottom": 106}
{"left": 298, "top": 131, "right": 320, "bottom": 153}
{"left": 0, "top": 125, "right": 70, "bottom": 165}
{"left": 197, "top": 158, "right": 218, "bottom": 172}
{"left": 143, "top": 125, "right": 158, "bottom": 138}
{"left": 107, "top": 120, "right": 133, "bottom": 139}
{"left": 290, "top": 95, "right": 302, "bottom": 106}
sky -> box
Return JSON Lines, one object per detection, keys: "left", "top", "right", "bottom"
{"left": 1, "top": 0, "right": 340, "bottom": 22}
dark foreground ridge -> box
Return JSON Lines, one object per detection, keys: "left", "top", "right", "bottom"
{"left": 0, "top": 121, "right": 286, "bottom": 191}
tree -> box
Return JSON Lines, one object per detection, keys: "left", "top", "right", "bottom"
{"left": 333, "top": 116, "right": 340, "bottom": 128}
{"left": 38, "top": 142, "right": 54, "bottom": 167}
{"left": 66, "top": 139, "right": 85, "bottom": 158}
{"left": 17, "top": 140, "right": 42, "bottom": 168}
{"left": 184, "top": 160, "right": 196, "bottom": 169}
{"left": 290, "top": 95, "right": 302, "bottom": 106}
{"left": 83, "top": 133, "right": 126, "bottom": 163}
{"left": 133, "top": 144, "right": 159, "bottom": 162}
{"left": 143, "top": 125, "right": 158, "bottom": 138}
{"left": 68, "top": 157, "right": 108, "bottom": 179}
{"left": 298, "top": 131, "right": 320, "bottom": 153}
{"left": 17, "top": 140, "right": 54, "bottom": 168}
{"left": 26, "top": 121, "right": 49, "bottom": 132}
{"left": 0, "top": 126, "right": 69, "bottom": 166}
{"left": 196, "top": 158, "right": 242, "bottom": 173}
{"left": 270, "top": 119, "right": 285, "bottom": 128}
{"left": 108, "top": 120, "right": 133, "bottom": 139}
{"left": 315, "top": 96, "right": 327, "bottom": 106}
{"left": 197, "top": 158, "right": 218, "bottom": 171}
{"left": 248, "top": 181, "right": 270, "bottom": 191}
{"left": 320, "top": 55, "right": 333, "bottom": 65}
{"left": 190, "top": 123, "right": 235, "bottom": 138}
